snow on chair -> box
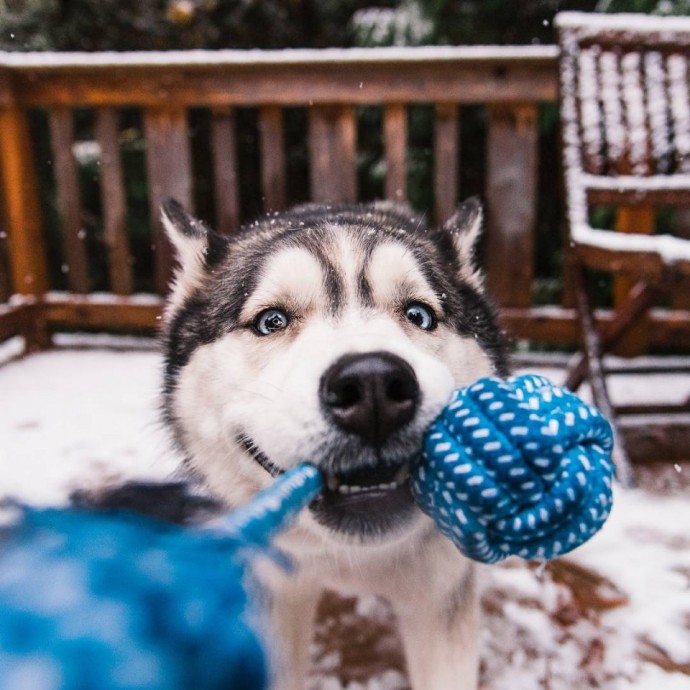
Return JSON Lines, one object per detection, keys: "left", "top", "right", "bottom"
{"left": 555, "top": 12, "right": 690, "bottom": 486}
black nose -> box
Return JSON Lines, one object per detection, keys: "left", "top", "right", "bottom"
{"left": 320, "top": 352, "right": 420, "bottom": 446}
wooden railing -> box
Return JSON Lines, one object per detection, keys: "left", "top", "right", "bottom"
{"left": 0, "top": 46, "right": 689, "bottom": 352}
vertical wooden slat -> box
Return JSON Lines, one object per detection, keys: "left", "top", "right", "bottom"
{"left": 612, "top": 206, "right": 655, "bottom": 356}
{"left": 95, "top": 108, "right": 132, "bottom": 295}
{"left": 48, "top": 107, "right": 90, "bottom": 293}
{"left": 259, "top": 106, "right": 286, "bottom": 212}
{"left": 0, "top": 229, "right": 10, "bottom": 303}
{"left": 0, "top": 71, "right": 50, "bottom": 347}
{"left": 668, "top": 53, "right": 690, "bottom": 172}
{"left": 143, "top": 106, "right": 192, "bottom": 294}
{"left": 384, "top": 104, "right": 407, "bottom": 202}
{"left": 672, "top": 208, "right": 690, "bottom": 310}
{"left": 211, "top": 107, "right": 240, "bottom": 234}
{"left": 485, "top": 104, "right": 538, "bottom": 308}
{"left": 309, "top": 105, "right": 357, "bottom": 203}
{"left": 620, "top": 51, "right": 649, "bottom": 176}
{"left": 577, "top": 47, "right": 603, "bottom": 175}
{"left": 434, "top": 103, "right": 459, "bottom": 223}
{"left": 1, "top": 121, "right": 47, "bottom": 296}
{"left": 599, "top": 50, "right": 625, "bottom": 174}
{"left": 0, "top": 166, "right": 12, "bottom": 303}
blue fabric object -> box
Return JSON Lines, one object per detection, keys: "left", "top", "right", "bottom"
{"left": 412, "top": 374, "right": 615, "bottom": 564}
{"left": 0, "top": 464, "right": 322, "bottom": 690}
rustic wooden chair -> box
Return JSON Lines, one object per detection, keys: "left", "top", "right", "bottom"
{"left": 556, "top": 12, "right": 690, "bottom": 486}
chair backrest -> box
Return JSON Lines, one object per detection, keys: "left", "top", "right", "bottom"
{"left": 556, "top": 11, "right": 690, "bottom": 266}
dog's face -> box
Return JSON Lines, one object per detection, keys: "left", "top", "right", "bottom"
{"left": 161, "top": 200, "right": 507, "bottom": 545}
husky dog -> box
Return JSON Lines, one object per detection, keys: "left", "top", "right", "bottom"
{"left": 160, "top": 198, "right": 508, "bottom": 690}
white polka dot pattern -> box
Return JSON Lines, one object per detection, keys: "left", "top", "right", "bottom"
{"left": 412, "top": 375, "right": 615, "bottom": 563}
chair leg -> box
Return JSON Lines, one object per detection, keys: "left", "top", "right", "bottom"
{"left": 568, "top": 265, "right": 635, "bottom": 488}
{"left": 565, "top": 279, "right": 659, "bottom": 392}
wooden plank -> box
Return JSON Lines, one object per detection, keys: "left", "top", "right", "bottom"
{"left": 499, "top": 305, "right": 690, "bottom": 350}
{"left": 565, "top": 280, "right": 659, "bottom": 391}
{"left": 48, "top": 107, "right": 90, "bottom": 293}
{"left": 143, "top": 106, "right": 193, "bottom": 294}
{"left": 434, "top": 103, "right": 459, "bottom": 223}
{"left": 0, "top": 231, "right": 9, "bottom": 303}
{"left": 0, "top": 98, "right": 49, "bottom": 298}
{"left": 621, "top": 417, "right": 690, "bottom": 466}
{"left": 485, "top": 103, "right": 538, "bottom": 308}
{"left": 9, "top": 51, "right": 559, "bottom": 108}
{"left": 309, "top": 105, "right": 357, "bottom": 203}
{"left": 95, "top": 108, "right": 132, "bottom": 295}
{"left": 612, "top": 206, "right": 655, "bottom": 357}
{"left": 670, "top": 208, "right": 690, "bottom": 310}
{"left": 0, "top": 302, "right": 40, "bottom": 343}
{"left": 211, "top": 107, "right": 240, "bottom": 234}
{"left": 383, "top": 104, "right": 406, "bottom": 202}
{"left": 0, "top": 163, "right": 11, "bottom": 303}
{"left": 259, "top": 106, "right": 286, "bottom": 212}
{"left": 43, "top": 295, "right": 163, "bottom": 331}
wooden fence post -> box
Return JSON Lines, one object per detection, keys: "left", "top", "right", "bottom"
{"left": 486, "top": 103, "right": 538, "bottom": 311}
{"left": 0, "top": 69, "right": 50, "bottom": 348}
{"left": 143, "top": 106, "right": 193, "bottom": 295}
{"left": 309, "top": 105, "right": 357, "bottom": 203}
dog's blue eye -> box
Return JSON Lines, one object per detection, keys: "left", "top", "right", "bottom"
{"left": 405, "top": 303, "right": 436, "bottom": 331}
{"left": 254, "top": 309, "right": 289, "bottom": 336}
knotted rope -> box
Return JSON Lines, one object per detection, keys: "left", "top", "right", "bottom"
{"left": 411, "top": 374, "right": 615, "bottom": 563}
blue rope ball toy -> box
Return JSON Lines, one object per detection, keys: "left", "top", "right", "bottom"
{"left": 411, "top": 374, "right": 615, "bottom": 563}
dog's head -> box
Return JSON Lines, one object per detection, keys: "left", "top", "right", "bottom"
{"left": 161, "top": 200, "right": 508, "bottom": 544}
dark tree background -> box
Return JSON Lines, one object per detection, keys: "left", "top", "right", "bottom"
{"left": 3, "top": 0, "right": 686, "bottom": 52}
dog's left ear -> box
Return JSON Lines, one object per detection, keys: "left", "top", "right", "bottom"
{"left": 441, "top": 196, "right": 484, "bottom": 288}
{"left": 161, "top": 198, "right": 211, "bottom": 278}
{"left": 161, "top": 198, "right": 230, "bottom": 293}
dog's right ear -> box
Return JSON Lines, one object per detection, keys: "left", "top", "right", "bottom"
{"left": 161, "top": 198, "right": 211, "bottom": 280}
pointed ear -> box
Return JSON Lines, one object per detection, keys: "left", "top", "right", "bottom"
{"left": 442, "top": 196, "right": 484, "bottom": 288}
{"left": 161, "top": 198, "right": 210, "bottom": 278}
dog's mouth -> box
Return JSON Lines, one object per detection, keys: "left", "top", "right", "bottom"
{"left": 310, "top": 457, "right": 417, "bottom": 538}
{"left": 321, "top": 461, "right": 410, "bottom": 496}
{"left": 239, "top": 433, "right": 417, "bottom": 538}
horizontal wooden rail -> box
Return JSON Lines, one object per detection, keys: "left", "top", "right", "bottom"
{"left": 0, "top": 47, "right": 558, "bottom": 107}
{"left": 0, "top": 302, "right": 39, "bottom": 342}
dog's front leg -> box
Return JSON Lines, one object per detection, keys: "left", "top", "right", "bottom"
{"left": 264, "top": 572, "right": 321, "bottom": 690}
{"left": 394, "top": 552, "right": 480, "bottom": 690}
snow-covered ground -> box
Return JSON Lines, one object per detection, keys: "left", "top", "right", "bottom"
{"left": 0, "top": 337, "right": 688, "bottom": 690}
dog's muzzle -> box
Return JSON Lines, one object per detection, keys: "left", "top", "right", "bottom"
{"left": 239, "top": 352, "right": 423, "bottom": 539}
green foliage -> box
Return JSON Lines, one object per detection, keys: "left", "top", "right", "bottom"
{"left": 0, "top": 0, "right": 385, "bottom": 51}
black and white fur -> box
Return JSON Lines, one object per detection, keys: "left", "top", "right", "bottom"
{"left": 160, "top": 199, "right": 508, "bottom": 690}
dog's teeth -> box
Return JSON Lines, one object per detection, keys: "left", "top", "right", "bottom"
{"left": 326, "top": 474, "right": 339, "bottom": 491}
{"left": 338, "top": 484, "right": 351, "bottom": 494}
{"left": 394, "top": 465, "right": 410, "bottom": 484}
